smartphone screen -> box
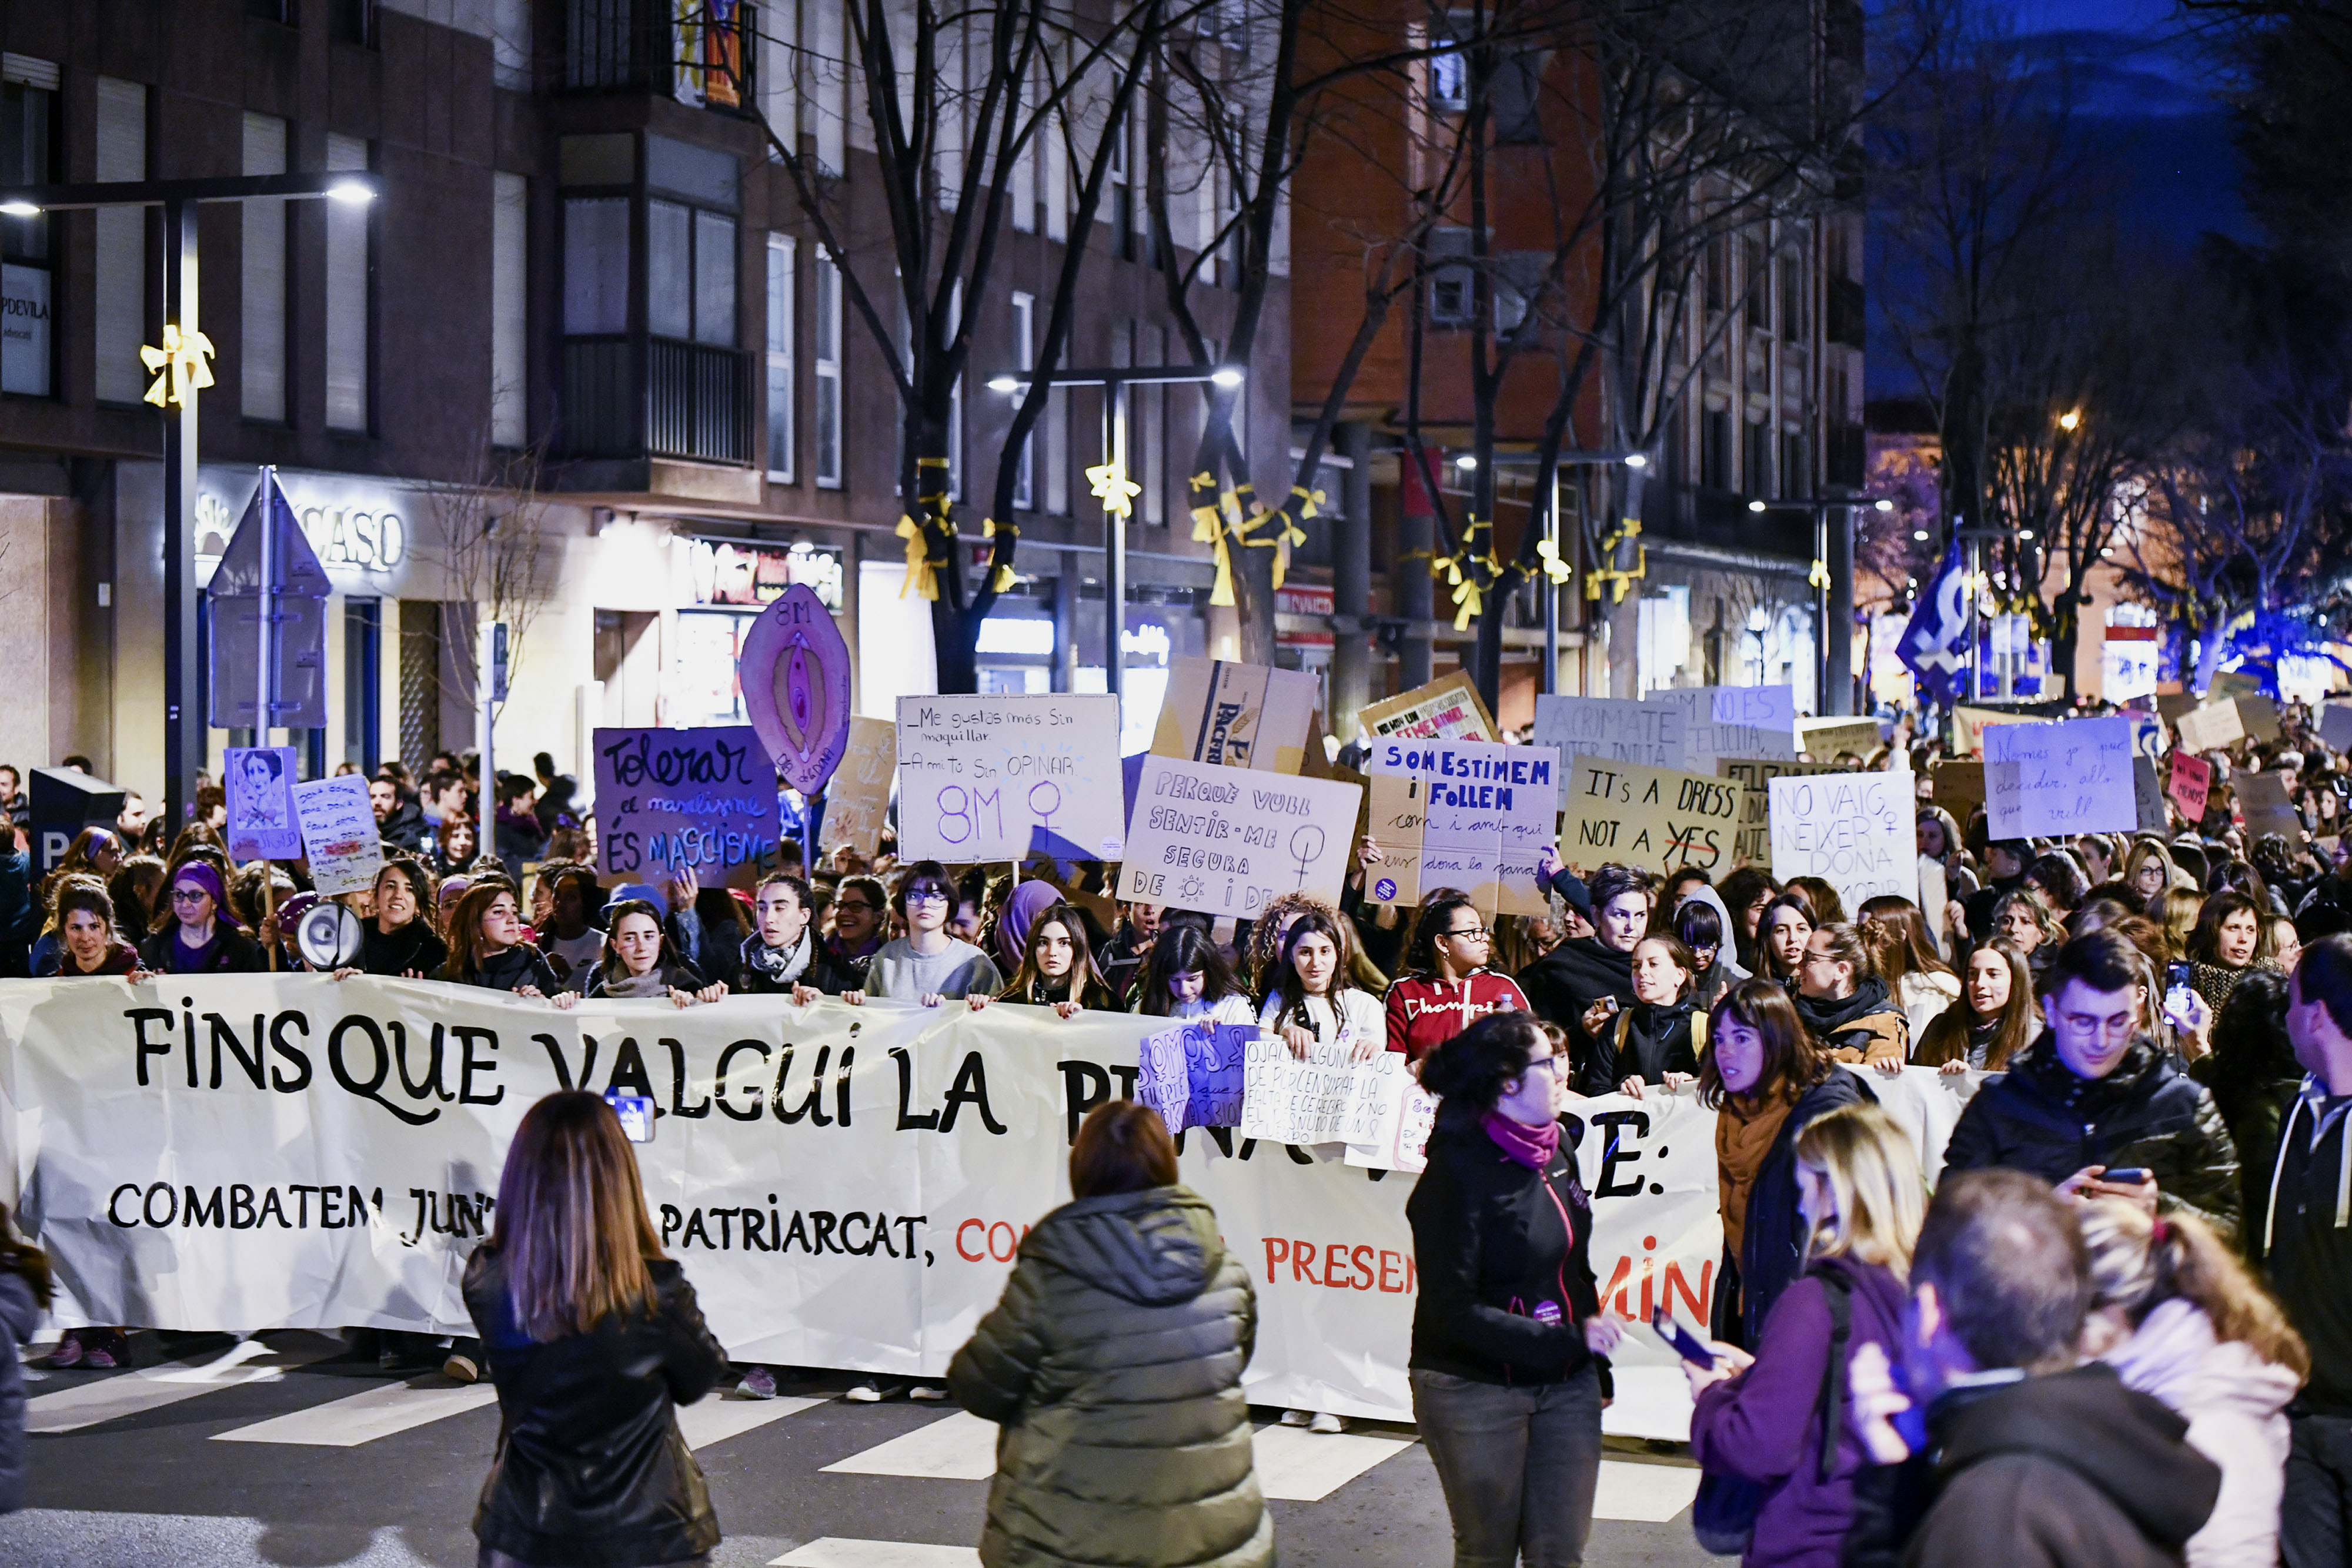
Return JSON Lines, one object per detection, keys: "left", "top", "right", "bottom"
{"left": 1651, "top": 1307, "right": 1715, "bottom": 1366}
{"left": 605, "top": 1091, "right": 657, "bottom": 1144}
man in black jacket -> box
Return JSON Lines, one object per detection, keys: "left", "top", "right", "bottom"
{"left": 1960, "top": 838, "right": 2029, "bottom": 945}
{"left": 1943, "top": 928, "right": 2241, "bottom": 1241}
{"left": 2271, "top": 935, "right": 2352, "bottom": 1568}
{"left": 369, "top": 776, "right": 429, "bottom": 852}
{"left": 1879, "top": 1169, "right": 2220, "bottom": 1568}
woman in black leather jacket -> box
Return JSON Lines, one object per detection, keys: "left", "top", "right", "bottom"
{"left": 464, "top": 1091, "right": 726, "bottom": 1568}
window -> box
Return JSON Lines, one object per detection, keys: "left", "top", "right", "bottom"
{"left": 648, "top": 199, "right": 737, "bottom": 345}
{"left": 1702, "top": 407, "right": 1731, "bottom": 490}
{"left": 766, "top": 233, "right": 795, "bottom": 482}
{"left": 1010, "top": 291, "right": 1034, "bottom": 509}
{"left": 1491, "top": 52, "right": 1548, "bottom": 143}
{"left": 324, "top": 132, "right": 372, "bottom": 431}
{"left": 0, "top": 55, "right": 57, "bottom": 399}
{"left": 1703, "top": 233, "right": 1729, "bottom": 313}
{"left": 242, "top": 113, "right": 289, "bottom": 420}
{"left": 492, "top": 171, "right": 527, "bottom": 446}
{"left": 1109, "top": 103, "right": 1133, "bottom": 261}
{"left": 1743, "top": 417, "right": 1770, "bottom": 497}
{"left": 1428, "top": 18, "right": 1469, "bottom": 112}
{"left": 811, "top": 0, "right": 847, "bottom": 177}
{"left": 330, "top": 0, "right": 377, "bottom": 46}
{"left": 761, "top": 0, "right": 799, "bottom": 159}
{"left": 562, "top": 196, "right": 630, "bottom": 334}
{"left": 814, "top": 251, "right": 842, "bottom": 487}
{"left": 93, "top": 78, "right": 146, "bottom": 407}
{"left": 1428, "top": 226, "right": 1474, "bottom": 327}
{"left": 1780, "top": 249, "right": 1808, "bottom": 339}
{"left": 1781, "top": 432, "right": 1807, "bottom": 499}
{"left": 344, "top": 599, "right": 382, "bottom": 770}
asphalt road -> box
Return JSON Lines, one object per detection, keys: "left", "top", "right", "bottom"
{"left": 1, "top": 1331, "right": 1719, "bottom": 1567}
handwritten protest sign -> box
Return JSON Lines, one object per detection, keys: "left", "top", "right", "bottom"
{"left": 1357, "top": 672, "right": 1498, "bottom": 743}
{"left": 1716, "top": 758, "right": 1839, "bottom": 868}
{"left": 1344, "top": 1058, "right": 1441, "bottom": 1173}
{"left": 1152, "top": 657, "right": 1319, "bottom": 773}
{"left": 894, "top": 694, "right": 1124, "bottom": 862}
{"left": 1360, "top": 771, "right": 1428, "bottom": 907}
{"left": 1135, "top": 1021, "right": 1255, "bottom": 1133}
{"left": 1565, "top": 759, "right": 1746, "bottom": 878}
{"left": 2176, "top": 701, "right": 2245, "bottom": 754}
{"left": 224, "top": 745, "right": 302, "bottom": 862}
{"left": 1645, "top": 686, "right": 1798, "bottom": 767}
{"left": 1363, "top": 738, "right": 1558, "bottom": 915}
{"left": 2238, "top": 771, "right": 2304, "bottom": 845}
{"left": 1768, "top": 770, "right": 1915, "bottom": 908}
{"left": 1930, "top": 760, "right": 1985, "bottom": 823}
{"left": 1532, "top": 695, "right": 1687, "bottom": 800}
{"left": 290, "top": 775, "right": 384, "bottom": 895}
{"left": 1983, "top": 717, "right": 2137, "bottom": 838}
{"left": 1118, "top": 754, "right": 1362, "bottom": 920}
{"left": 818, "top": 716, "right": 897, "bottom": 857}
{"left": 594, "top": 726, "right": 783, "bottom": 888}
{"left": 2134, "top": 755, "right": 2168, "bottom": 833}
{"left": 1238, "top": 1034, "right": 1365, "bottom": 1146}
{"left": 1796, "top": 717, "right": 1883, "bottom": 763}
{"left": 1952, "top": 707, "right": 2015, "bottom": 756}
{"left": 2169, "top": 751, "right": 2212, "bottom": 821}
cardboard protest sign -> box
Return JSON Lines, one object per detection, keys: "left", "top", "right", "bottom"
{"left": 1118, "top": 754, "right": 1362, "bottom": 920}
{"left": 1361, "top": 738, "right": 1558, "bottom": 916}
{"left": 1983, "top": 717, "right": 2137, "bottom": 838}
{"left": 1931, "top": 760, "right": 1986, "bottom": 822}
{"left": 2237, "top": 771, "right": 2304, "bottom": 845}
{"left": 1532, "top": 696, "right": 1687, "bottom": 798}
{"left": 1357, "top": 672, "right": 1498, "bottom": 743}
{"left": 894, "top": 694, "right": 1124, "bottom": 862}
{"left": 1240, "top": 1034, "right": 1369, "bottom": 1146}
{"left": 2134, "top": 755, "right": 2168, "bottom": 833}
{"left": 1564, "top": 758, "right": 1746, "bottom": 878}
{"left": 737, "top": 583, "right": 854, "bottom": 795}
{"left": 2320, "top": 702, "right": 2352, "bottom": 756}
{"left": 290, "top": 775, "right": 384, "bottom": 895}
{"left": 594, "top": 725, "right": 784, "bottom": 888}
{"left": 2169, "top": 751, "right": 2212, "bottom": 821}
{"left": 1359, "top": 772, "right": 1428, "bottom": 907}
{"left": 1344, "top": 1055, "right": 1440, "bottom": 1172}
{"left": 1768, "top": 770, "right": 1915, "bottom": 908}
{"left": 224, "top": 745, "right": 302, "bottom": 862}
{"left": 1952, "top": 706, "right": 2014, "bottom": 757}
{"left": 1795, "top": 717, "right": 1884, "bottom": 763}
{"left": 1643, "top": 686, "right": 1797, "bottom": 767}
{"left": 818, "top": 716, "right": 897, "bottom": 857}
{"left": 2155, "top": 691, "right": 2200, "bottom": 723}
{"left": 2175, "top": 701, "right": 2244, "bottom": 754}
{"left": 2210, "top": 670, "right": 2262, "bottom": 701}
{"left": 1151, "top": 657, "right": 1320, "bottom": 774}
{"left": 1716, "top": 758, "right": 1840, "bottom": 869}
{"left": 1135, "top": 1021, "right": 1254, "bottom": 1133}
{"left": 2236, "top": 693, "right": 2283, "bottom": 743}
{"left": 2117, "top": 710, "right": 2167, "bottom": 760}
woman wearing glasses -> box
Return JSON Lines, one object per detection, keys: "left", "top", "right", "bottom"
{"left": 1386, "top": 889, "right": 1529, "bottom": 1064}
{"left": 848, "top": 860, "right": 1004, "bottom": 1008}
{"left": 135, "top": 861, "right": 268, "bottom": 975}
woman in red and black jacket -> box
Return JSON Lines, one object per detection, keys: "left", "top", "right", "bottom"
{"left": 1408, "top": 1011, "right": 1622, "bottom": 1568}
{"left": 1386, "top": 888, "right": 1531, "bottom": 1064}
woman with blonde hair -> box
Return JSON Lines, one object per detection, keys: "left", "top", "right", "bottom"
{"left": 2124, "top": 835, "right": 2187, "bottom": 906}
{"left": 2080, "top": 1199, "right": 2307, "bottom": 1568}
{"left": 1857, "top": 896, "right": 1959, "bottom": 1043}
{"left": 464, "top": 1091, "right": 726, "bottom": 1568}
{"left": 2161, "top": 884, "right": 2206, "bottom": 962}
{"left": 1687, "top": 1103, "right": 1923, "bottom": 1567}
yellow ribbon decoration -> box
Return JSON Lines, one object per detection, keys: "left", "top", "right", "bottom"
{"left": 1535, "top": 537, "right": 1572, "bottom": 584}
{"left": 1451, "top": 574, "right": 1484, "bottom": 630}
{"left": 896, "top": 515, "right": 939, "bottom": 600}
{"left": 1291, "top": 486, "right": 1326, "bottom": 520}
{"left": 1086, "top": 460, "right": 1142, "bottom": 520}
{"left": 1809, "top": 557, "right": 1832, "bottom": 590}
{"left": 141, "top": 325, "right": 216, "bottom": 408}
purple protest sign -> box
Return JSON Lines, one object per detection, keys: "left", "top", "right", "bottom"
{"left": 737, "top": 583, "right": 854, "bottom": 795}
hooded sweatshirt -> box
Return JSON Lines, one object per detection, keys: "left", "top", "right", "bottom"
{"left": 1903, "top": 1363, "right": 2221, "bottom": 1568}
{"left": 946, "top": 1186, "right": 1272, "bottom": 1568}
{"left": 2102, "top": 1298, "right": 2300, "bottom": 1568}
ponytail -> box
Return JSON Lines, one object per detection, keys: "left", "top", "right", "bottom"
{"left": 2080, "top": 1199, "right": 2309, "bottom": 1377}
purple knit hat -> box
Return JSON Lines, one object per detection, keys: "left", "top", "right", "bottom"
{"left": 169, "top": 861, "right": 243, "bottom": 930}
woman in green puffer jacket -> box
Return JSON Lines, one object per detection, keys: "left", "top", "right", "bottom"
{"left": 947, "top": 1102, "right": 1274, "bottom": 1568}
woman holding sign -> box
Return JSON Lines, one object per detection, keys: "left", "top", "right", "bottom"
{"left": 135, "top": 861, "right": 267, "bottom": 975}
{"left": 987, "top": 900, "right": 1119, "bottom": 1017}
{"left": 439, "top": 882, "right": 563, "bottom": 998}
{"left": 563, "top": 900, "right": 727, "bottom": 1007}
{"left": 1581, "top": 935, "right": 1703, "bottom": 1099}
{"left": 1259, "top": 911, "right": 1384, "bottom": 1061}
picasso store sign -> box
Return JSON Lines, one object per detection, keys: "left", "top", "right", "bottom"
{"left": 196, "top": 473, "right": 410, "bottom": 585}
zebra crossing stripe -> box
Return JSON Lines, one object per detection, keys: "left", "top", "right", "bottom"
{"left": 211, "top": 1378, "right": 497, "bottom": 1446}
{"left": 769, "top": 1540, "right": 981, "bottom": 1567}
{"left": 676, "top": 1394, "right": 826, "bottom": 1450}
{"left": 1248, "top": 1425, "right": 1414, "bottom": 1501}
{"left": 820, "top": 1410, "right": 999, "bottom": 1480}
{"left": 28, "top": 1338, "right": 341, "bottom": 1435}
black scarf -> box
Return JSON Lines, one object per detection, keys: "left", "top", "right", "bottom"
{"left": 1793, "top": 974, "right": 1896, "bottom": 1040}
{"left": 1621, "top": 995, "right": 1699, "bottom": 1082}
{"left": 741, "top": 930, "right": 813, "bottom": 986}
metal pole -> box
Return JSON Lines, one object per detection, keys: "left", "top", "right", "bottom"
{"left": 1543, "top": 465, "right": 1559, "bottom": 694}
{"left": 162, "top": 198, "right": 201, "bottom": 831}
{"left": 258, "top": 467, "right": 277, "bottom": 749}
{"left": 1966, "top": 527, "right": 1983, "bottom": 708}
{"left": 479, "top": 618, "right": 496, "bottom": 820}
{"left": 1105, "top": 376, "right": 1126, "bottom": 701}
{"left": 1827, "top": 502, "right": 1855, "bottom": 716}
{"left": 1813, "top": 510, "right": 1830, "bottom": 715}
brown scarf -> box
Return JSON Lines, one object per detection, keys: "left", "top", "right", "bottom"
{"left": 1715, "top": 1084, "right": 1799, "bottom": 1258}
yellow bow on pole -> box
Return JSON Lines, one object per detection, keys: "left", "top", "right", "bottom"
{"left": 896, "top": 515, "right": 940, "bottom": 600}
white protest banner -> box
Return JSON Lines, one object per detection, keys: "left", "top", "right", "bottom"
{"left": 1768, "top": 770, "right": 1915, "bottom": 908}
{"left": 1356, "top": 672, "right": 1498, "bottom": 743}
{"left": 1563, "top": 758, "right": 1745, "bottom": 879}
{"left": 594, "top": 726, "right": 783, "bottom": 889}
{"left": 1983, "top": 716, "right": 2137, "bottom": 838}
{"left": 1118, "top": 755, "right": 1362, "bottom": 920}
{"left": 1644, "top": 686, "right": 1797, "bottom": 767}
{"left": 1531, "top": 695, "right": 1686, "bottom": 800}
{"left": 0, "top": 978, "right": 1973, "bottom": 1439}
{"left": 819, "top": 715, "right": 898, "bottom": 857}
{"left": 1364, "top": 737, "right": 1559, "bottom": 915}
{"left": 290, "top": 775, "right": 384, "bottom": 895}
{"left": 224, "top": 746, "right": 302, "bottom": 862}
{"left": 895, "top": 694, "right": 1124, "bottom": 862}
{"left": 1716, "top": 758, "right": 1840, "bottom": 870}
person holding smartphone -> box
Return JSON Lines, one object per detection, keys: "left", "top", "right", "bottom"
{"left": 1685, "top": 1104, "right": 1923, "bottom": 1567}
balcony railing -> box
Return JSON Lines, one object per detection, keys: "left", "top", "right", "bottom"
{"left": 560, "top": 335, "right": 754, "bottom": 467}
{"left": 563, "top": 0, "right": 759, "bottom": 105}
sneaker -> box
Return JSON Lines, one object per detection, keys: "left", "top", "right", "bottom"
{"left": 46, "top": 1332, "right": 83, "bottom": 1369}
{"left": 1308, "top": 1412, "right": 1347, "bottom": 1435}
{"left": 1279, "top": 1408, "right": 1311, "bottom": 1427}
{"left": 909, "top": 1383, "right": 949, "bottom": 1401}
{"left": 81, "top": 1331, "right": 130, "bottom": 1370}
{"left": 736, "top": 1367, "right": 779, "bottom": 1400}
{"left": 844, "top": 1379, "right": 884, "bottom": 1403}
{"left": 442, "top": 1352, "right": 480, "bottom": 1384}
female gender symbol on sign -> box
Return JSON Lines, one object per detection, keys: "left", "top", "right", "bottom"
{"left": 1029, "top": 780, "right": 1063, "bottom": 845}
{"left": 1288, "top": 825, "right": 1327, "bottom": 888}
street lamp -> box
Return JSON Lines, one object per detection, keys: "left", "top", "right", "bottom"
{"left": 1446, "top": 449, "right": 1650, "bottom": 694}
{"left": 0, "top": 172, "right": 385, "bottom": 831}
{"left": 1742, "top": 494, "right": 1888, "bottom": 716}
{"left": 989, "top": 363, "right": 1243, "bottom": 698}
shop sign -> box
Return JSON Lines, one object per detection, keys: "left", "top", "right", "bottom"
{"left": 195, "top": 474, "right": 409, "bottom": 586}
{"left": 687, "top": 537, "right": 844, "bottom": 612}
{"left": 1275, "top": 583, "right": 1335, "bottom": 650}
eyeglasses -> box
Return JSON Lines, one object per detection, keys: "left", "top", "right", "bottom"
{"left": 1442, "top": 925, "right": 1490, "bottom": 942}
{"left": 170, "top": 888, "right": 210, "bottom": 905}
{"left": 1522, "top": 1055, "right": 1566, "bottom": 1076}
{"left": 907, "top": 888, "right": 952, "bottom": 905}
{"left": 835, "top": 900, "right": 878, "bottom": 915}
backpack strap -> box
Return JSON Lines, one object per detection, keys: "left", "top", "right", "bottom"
{"left": 1813, "top": 1269, "right": 1853, "bottom": 1483}
{"left": 1691, "top": 1008, "right": 1708, "bottom": 1060}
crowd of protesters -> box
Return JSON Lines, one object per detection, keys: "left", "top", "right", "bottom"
{"left": 3, "top": 688, "right": 2352, "bottom": 1568}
